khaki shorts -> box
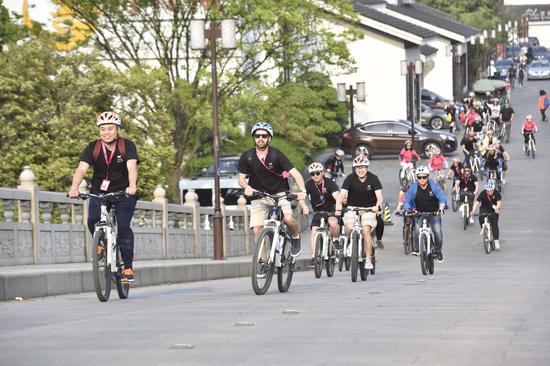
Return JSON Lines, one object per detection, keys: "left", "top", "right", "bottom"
{"left": 250, "top": 195, "right": 293, "bottom": 228}
{"left": 343, "top": 211, "right": 377, "bottom": 232}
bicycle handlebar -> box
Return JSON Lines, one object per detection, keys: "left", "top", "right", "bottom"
{"left": 407, "top": 210, "right": 443, "bottom": 218}
{"left": 343, "top": 206, "right": 376, "bottom": 213}
{"left": 68, "top": 191, "right": 128, "bottom": 201}
{"left": 249, "top": 191, "right": 298, "bottom": 201}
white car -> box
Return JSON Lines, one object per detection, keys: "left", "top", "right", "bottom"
{"left": 527, "top": 60, "right": 550, "bottom": 80}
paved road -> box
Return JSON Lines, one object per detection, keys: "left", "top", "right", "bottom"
{"left": 1, "top": 82, "right": 550, "bottom": 366}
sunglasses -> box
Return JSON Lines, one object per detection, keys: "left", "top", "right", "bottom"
{"left": 310, "top": 171, "right": 322, "bottom": 176}
{"left": 254, "top": 133, "right": 269, "bottom": 139}
{"left": 417, "top": 176, "right": 428, "bottom": 180}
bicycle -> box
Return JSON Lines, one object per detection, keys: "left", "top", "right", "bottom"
{"left": 470, "top": 150, "right": 483, "bottom": 180}
{"left": 312, "top": 211, "right": 337, "bottom": 279}
{"left": 524, "top": 132, "right": 536, "bottom": 159}
{"left": 399, "top": 161, "right": 416, "bottom": 188}
{"left": 336, "top": 221, "right": 350, "bottom": 272}
{"left": 480, "top": 213, "right": 497, "bottom": 254}
{"left": 343, "top": 206, "right": 375, "bottom": 282}
{"left": 402, "top": 211, "right": 415, "bottom": 255}
{"left": 487, "top": 169, "right": 502, "bottom": 192}
{"left": 499, "top": 121, "right": 511, "bottom": 143}
{"left": 250, "top": 191, "right": 297, "bottom": 295}
{"left": 458, "top": 190, "right": 472, "bottom": 230}
{"left": 413, "top": 211, "right": 442, "bottom": 275}
{"left": 434, "top": 169, "right": 446, "bottom": 190}
{"left": 72, "top": 191, "right": 130, "bottom": 302}
{"left": 450, "top": 185, "right": 460, "bottom": 212}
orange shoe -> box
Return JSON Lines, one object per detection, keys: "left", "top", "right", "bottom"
{"left": 97, "top": 244, "right": 105, "bottom": 260}
{"left": 122, "top": 268, "right": 134, "bottom": 282}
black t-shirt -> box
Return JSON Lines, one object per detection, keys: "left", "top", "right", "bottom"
{"left": 461, "top": 137, "right": 478, "bottom": 152}
{"left": 458, "top": 174, "right": 478, "bottom": 192}
{"left": 472, "top": 120, "right": 484, "bottom": 132}
{"left": 306, "top": 178, "right": 338, "bottom": 212}
{"left": 341, "top": 172, "right": 382, "bottom": 207}
{"left": 80, "top": 138, "right": 139, "bottom": 194}
{"left": 477, "top": 190, "right": 502, "bottom": 213}
{"left": 238, "top": 147, "right": 293, "bottom": 195}
{"left": 324, "top": 156, "right": 344, "bottom": 174}
{"left": 451, "top": 163, "right": 463, "bottom": 179}
{"left": 500, "top": 107, "right": 514, "bottom": 122}
{"left": 484, "top": 152, "right": 500, "bottom": 169}
{"left": 415, "top": 183, "right": 439, "bottom": 212}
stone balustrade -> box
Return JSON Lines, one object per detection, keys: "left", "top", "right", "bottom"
{"left": 0, "top": 167, "right": 250, "bottom": 266}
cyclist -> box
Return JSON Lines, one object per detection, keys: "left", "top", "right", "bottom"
{"left": 493, "top": 140, "right": 510, "bottom": 184}
{"left": 470, "top": 180, "right": 502, "bottom": 250}
{"left": 453, "top": 165, "right": 479, "bottom": 224}
{"left": 489, "top": 98, "right": 501, "bottom": 127}
{"left": 480, "top": 130, "right": 496, "bottom": 155}
{"left": 335, "top": 155, "right": 383, "bottom": 270}
{"left": 521, "top": 114, "right": 538, "bottom": 153}
{"left": 304, "top": 162, "right": 340, "bottom": 268}
{"left": 403, "top": 166, "right": 447, "bottom": 261}
{"left": 499, "top": 101, "right": 515, "bottom": 142}
{"left": 428, "top": 147, "right": 448, "bottom": 188}
{"left": 471, "top": 114, "right": 484, "bottom": 137}
{"left": 399, "top": 140, "right": 420, "bottom": 182}
{"left": 460, "top": 130, "right": 480, "bottom": 167}
{"left": 238, "top": 122, "right": 307, "bottom": 256}
{"left": 483, "top": 145, "right": 502, "bottom": 182}
{"left": 445, "top": 157, "right": 464, "bottom": 185}
{"left": 324, "top": 149, "right": 345, "bottom": 180}
{"left": 68, "top": 112, "right": 139, "bottom": 283}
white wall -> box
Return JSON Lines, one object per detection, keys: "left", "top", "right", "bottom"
{"left": 423, "top": 37, "right": 454, "bottom": 101}
{"left": 530, "top": 22, "right": 550, "bottom": 47}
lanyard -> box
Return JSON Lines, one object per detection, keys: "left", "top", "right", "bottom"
{"left": 101, "top": 141, "right": 117, "bottom": 179}
{"left": 314, "top": 179, "right": 326, "bottom": 207}
{"left": 486, "top": 192, "right": 495, "bottom": 206}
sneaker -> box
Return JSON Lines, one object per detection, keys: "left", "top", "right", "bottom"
{"left": 333, "top": 239, "right": 342, "bottom": 249}
{"left": 308, "top": 257, "right": 316, "bottom": 268}
{"left": 494, "top": 240, "right": 500, "bottom": 250}
{"left": 122, "top": 268, "right": 134, "bottom": 282}
{"left": 480, "top": 228, "right": 484, "bottom": 235}
{"left": 469, "top": 217, "right": 475, "bottom": 224}
{"left": 411, "top": 251, "right": 420, "bottom": 256}
{"left": 256, "top": 259, "right": 268, "bottom": 279}
{"left": 501, "top": 179, "right": 506, "bottom": 185}
{"left": 290, "top": 237, "right": 301, "bottom": 256}
{"left": 376, "top": 240, "right": 384, "bottom": 250}
{"left": 364, "top": 260, "right": 374, "bottom": 270}
{"left": 436, "top": 251, "right": 444, "bottom": 262}
{"left": 97, "top": 244, "right": 105, "bottom": 261}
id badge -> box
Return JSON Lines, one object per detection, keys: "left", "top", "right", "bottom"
{"left": 100, "top": 179, "right": 111, "bottom": 191}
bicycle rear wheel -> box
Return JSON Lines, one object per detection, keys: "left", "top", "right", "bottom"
{"left": 483, "top": 226, "right": 492, "bottom": 254}
{"left": 337, "top": 237, "right": 345, "bottom": 272}
{"left": 463, "top": 205, "right": 469, "bottom": 230}
{"left": 251, "top": 229, "right": 275, "bottom": 295}
{"left": 451, "top": 194, "right": 458, "bottom": 212}
{"left": 420, "top": 234, "right": 428, "bottom": 276}
{"left": 369, "top": 246, "right": 376, "bottom": 275}
{"left": 325, "top": 242, "right": 336, "bottom": 278}
{"left": 92, "top": 229, "right": 111, "bottom": 302}
{"left": 427, "top": 237, "right": 435, "bottom": 275}
{"left": 350, "top": 232, "right": 359, "bottom": 282}
{"left": 314, "top": 234, "right": 323, "bottom": 279}
{"left": 115, "top": 244, "right": 129, "bottom": 299}
{"left": 277, "top": 236, "right": 294, "bottom": 293}
{"left": 403, "top": 223, "right": 413, "bottom": 255}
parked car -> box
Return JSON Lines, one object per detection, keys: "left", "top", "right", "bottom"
{"left": 506, "top": 45, "right": 521, "bottom": 61}
{"left": 341, "top": 119, "right": 457, "bottom": 158}
{"left": 178, "top": 156, "right": 243, "bottom": 206}
{"left": 421, "top": 88, "right": 452, "bottom": 110}
{"left": 420, "top": 103, "right": 449, "bottom": 130}
{"left": 527, "top": 60, "right": 550, "bottom": 80}
{"left": 528, "top": 36, "right": 540, "bottom": 47}
{"left": 532, "top": 46, "right": 550, "bottom": 61}
{"left": 494, "top": 59, "right": 514, "bottom": 80}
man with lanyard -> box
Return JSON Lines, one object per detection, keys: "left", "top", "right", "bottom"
{"left": 453, "top": 165, "right": 479, "bottom": 224}
{"left": 403, "top": 166, "right": 447, "bottom": 261}
{"left": 493, "top": 140, "right": 510, "bottom": 184}
{"left": 303, "top": 162, "right": 340, "bottom": 268}
{"left": 238, "top": 122, "right": 307, "bottom": 256}
{"left": 470, "top": 180, "right": 502, "bottom": 250}
{"left": 499, "top": 101, "right": 515, "bottom": 142}
{"left": 69, "top": 112, "right": 139, "bottom": 283}
{"left": 483, "top": 145, "right": 502, "bottom": 182}
{"left": 460, "top": 130, "right": 480, "bottom": 167}
{"left": 335, "top": 155, "right": 382, "bottom": 270}
{"left": 324, "top": 149, "right": 345, "bottom": 180}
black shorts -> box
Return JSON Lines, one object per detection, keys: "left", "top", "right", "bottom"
{"left": 310, "top": 212, "right": 336, "bottom": 229}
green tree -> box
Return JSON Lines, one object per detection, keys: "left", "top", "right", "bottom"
{"left": 59, "top": 0, "right": 359, "bottom": 200}
{"left": 0, "top": 2, "right": 25, "bottom": 51}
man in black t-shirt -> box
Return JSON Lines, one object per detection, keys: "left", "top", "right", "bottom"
{"left": 499, "top": 101, "right": 515, "bottom": 142}
{"left": 460, "top": 130, "right": 479, "bottom": 166}
{"left": 335, "top": 155, "right": 383, "bottom": 270}
{"left": 69, "top": 112, "right": 139, "bottom": 283}
{"left": 303, "top": 162, "right": 340, "bottom": 268}
{"left": 238, "top": 122, "right": 307, "bottom": 256}
{"left": 453, "top": 165, "right": 479, "bottom": 223}
{"left": 470, "top": 180, "right": 502, "bottom": 250}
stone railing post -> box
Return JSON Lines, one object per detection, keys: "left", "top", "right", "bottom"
{"left": 18, "top": 166, "right": 39, "bottom": 264}
{"left": 153, "top": 184, "right": 168, "bottom": 259}
{"left": 77, "top": 180, "right": 92, "bottom": 262}
{"left": 184, "top": 189, "right": 201, "bottom": 257}
{"left": 237, "top": 195, "right": 250, "bottom": 254}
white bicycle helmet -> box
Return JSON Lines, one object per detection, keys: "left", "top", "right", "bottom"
{"left": 452, "top": 157, "right": 460, "bottom": 163}
{"left": 526, "top": 114, "right": 533, "bottom": 120}
{"left": 432, "top": 147, "right": 441, "bottom": 155}
{"left": 96, "top": 111, "right": 122, "bottom": 126}
{"left": 485, "top": 180, "right": 496, "bottom": 190}
{"left": 415, "top": 166, "right": 430, "bottom": 176}
{"left": 335, "top": 149, "right": 345, "bottom": 157}
{"left": 308, "top": 162, "right": 323, "bottom": 173}
{"left": 251, "top": 122, "right": 273, "bottom": 137}
{"left": 352, "top": 155, "right": 370, "bottom": 167}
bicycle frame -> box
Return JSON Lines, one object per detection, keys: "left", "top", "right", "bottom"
{"left": 316, "top": 216, "right": 332, "bottom": 261}
{"left": 263, "top": 204, "right": 289, "bottom": 268}
{"left": 418, "top": 217, "right": 434, "bottom": 255}
{"left": 95, "top": 203, "right": 118, "bottom": 272}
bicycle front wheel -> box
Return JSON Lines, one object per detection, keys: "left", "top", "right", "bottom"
{"left": 419, "top": 234, "right": 428, "bottom": 276}
{"left": 350, "top": 232, "right": 359, "bottom": 282}
{"left": 115, "top": 244, "right": 130, "bottom": 299}
{"left": 463, "top": 205, "right": 469, "bottom": 230}
{"left": 251, "top": 229, "right": 275, "bottom": 295}
{"left": 92, "top": 229, "right": 111, "bottom": 302}
{"left": 451, "top": 194, "right": 458, "bottom": 212}
{"left": 403, "top": 223, "right": 413, "bottom": 255}
{"left": 325, "top": 241, "right": 336, "bottom": 278}
{"left": 483, "top": 226, "right": 492, "bottom": 254}
{"left": 314, "top": 234, "right": 323, "bottom": 279}
{"left": 531, "top": 140, "right": 536, "bottom": 159}
{"left": 277, "top": 236, "right": 294, "bottom": 293}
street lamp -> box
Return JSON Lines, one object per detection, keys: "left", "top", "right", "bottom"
{"left": 337, "top": 82, "right": 365, "bottom": 156}
{"left": 190, "top": 5, "right": 236, "bottom": 261}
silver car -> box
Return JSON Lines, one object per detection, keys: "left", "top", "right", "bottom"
{"left": 527, "top": 60, "right": 550, "bottom": 80}
{"left": 421, "top": 103, "right": 449, "bottom": 130}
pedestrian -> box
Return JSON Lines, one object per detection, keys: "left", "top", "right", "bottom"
{"left": 518, "top": 67, "right": 525, "bottom": 90}
{"left": 508, "top": 66, "right": 516, "bottom": 89}
{"left": 539, "top": 90, "right": 549, "bottom": 123}
{"left": 68, "top": 111, "right": 139, "bottom": 283}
